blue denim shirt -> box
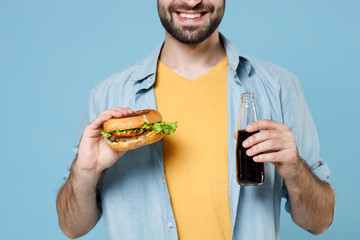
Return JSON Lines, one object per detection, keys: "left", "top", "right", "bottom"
{"left": 71, "top": 35, "right": 331, "bottom": 240}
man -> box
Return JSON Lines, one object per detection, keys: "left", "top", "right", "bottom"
{"left": 56, "top": 0, "right": 335, "bottom": 239}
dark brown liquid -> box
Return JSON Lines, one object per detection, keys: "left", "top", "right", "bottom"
{"left": 236, "top": 130, "right": 265, "bottom": 185}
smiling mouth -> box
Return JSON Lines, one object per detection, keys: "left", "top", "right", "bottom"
{"left": 178, "top": 12, "right": 203, "bottom": 19}
{"left": 177, "top": 12, "right": 206, "bottom": 20}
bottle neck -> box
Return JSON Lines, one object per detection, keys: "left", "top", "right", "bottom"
{"left": 239, "top": 93, "right": 258, "bottom": 130}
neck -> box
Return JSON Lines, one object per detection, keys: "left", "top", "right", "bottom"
{"left": 159, "top": 30, "right": 226, "bottom": 79}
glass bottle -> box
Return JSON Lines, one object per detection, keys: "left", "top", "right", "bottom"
{"left": 236, "top": 93, "right": 265, "bottom": 185}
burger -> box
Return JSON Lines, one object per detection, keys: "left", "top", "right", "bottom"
{"left": 101, "top": 109, "right": 177, "bottom": 151}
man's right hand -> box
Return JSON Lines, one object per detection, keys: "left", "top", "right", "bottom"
{"left": 57, "top": 107, "right": 134, "bottom": 238}
{"left": 76, "top": 107, "right": 134, "bottom": 178}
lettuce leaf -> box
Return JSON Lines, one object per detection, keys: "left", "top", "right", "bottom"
{"left": 101, "top": 130, "right": 112, "bottom": 138}
{"left": 101, "top": 121, "right": 178, "bottom": 138}
{"left": 151, "top": 121, "right": 178, "bottom": 135}
{"left": 114, "top": 128, "right": 143, "bottom": 135}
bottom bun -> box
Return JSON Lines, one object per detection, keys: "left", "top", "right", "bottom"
{"left": 105, "top": 132, "right": 165, "bottom": 151}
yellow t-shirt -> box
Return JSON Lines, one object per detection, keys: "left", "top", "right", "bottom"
{"left": 154, "top": 58, "right": 231, "bottom": 240}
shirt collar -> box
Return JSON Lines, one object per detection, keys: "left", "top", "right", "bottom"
{"left": 132, "top": 34, "right": 253, "bottom": 84}
{"left": 220, "top": 33, "right": 253, "bottom": 76}
{"left": 131, "top": 43, "right": 163, "bottom": 84}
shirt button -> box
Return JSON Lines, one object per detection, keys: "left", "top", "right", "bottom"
{"left": 162, "top": 177, "right": 165, "bottom": 184}
{"left": 168, "top": 222, "right": 174, "bottom": 229}
{"left": 148, "top": 76, "right": 153, "bottom": 83}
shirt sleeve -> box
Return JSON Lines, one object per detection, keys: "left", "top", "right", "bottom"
{"left": 72, "top": 88, "right": 99, "bottom": 156}
{"left": 280, "top": 73, "right": 331, "bottom": 212}
{"left": 62, "top": 88, "right": 98, "bottom": 181}
{"left": 62, "top": 88, "right": 103, "bottom": 215}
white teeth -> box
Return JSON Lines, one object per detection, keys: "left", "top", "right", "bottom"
{"left": 179, "top": 13, "right": 202, "bottom": 19}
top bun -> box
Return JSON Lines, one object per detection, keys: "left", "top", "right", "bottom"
{"left": 103, "top": 109, "right": 162, "bottom": 132}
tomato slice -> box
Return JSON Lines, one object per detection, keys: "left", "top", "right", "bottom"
{"left": 112, "top": 131, "right": 144, "bottom": 137}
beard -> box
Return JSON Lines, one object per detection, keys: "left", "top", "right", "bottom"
{"left": 157, "top": 1, "right": 225, "bottom": 44}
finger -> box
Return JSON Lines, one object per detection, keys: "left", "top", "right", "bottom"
{"left": 253, "top": 152, "right": 281, "bottom": 163}
{"left": 88, "top": 108, "right": 133, "bottom": 131}
{"left": 242, "top": 130, "right": 282, "bottom": 148}
{"left": 246, "top": 138, "right": 290, "bottom": 157}
{"left": 253, "top": 149, "right": 298, "bottom": 165}
{"left": 234, "top": 131, "right": 238, "bottom": 140}
{"left": 110, "top": 107, "right": 134, "bottom": 115}
{"left": 90, "top": 113, "right": 113, "bottom": 130}
{"left": 246, "top": 119, "right": 289, "bottom": 132}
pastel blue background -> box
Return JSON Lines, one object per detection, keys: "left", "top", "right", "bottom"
{"left": 1, "top": 0, "right": 359, "bottom": 239}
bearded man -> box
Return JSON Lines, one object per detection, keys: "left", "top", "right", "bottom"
{"left": 56, "top": 1, "right": 335, "bottom": 239}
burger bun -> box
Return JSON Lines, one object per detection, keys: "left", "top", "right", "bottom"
{"left": 103, "top": 109, "right": 162, "bottom": 132}
{"left": 105, "top": 131, "right": 165, "bottom": 151}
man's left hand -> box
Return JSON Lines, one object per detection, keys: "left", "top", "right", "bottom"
{"left": 235, "top": 119, "right": 301, "bottom": 179}
{"left": 234, "top": 119, "right": 335, "bottom": 234}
